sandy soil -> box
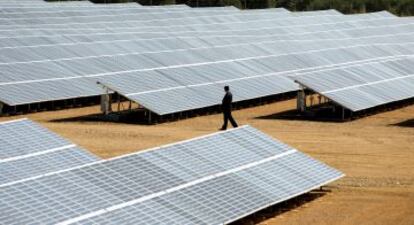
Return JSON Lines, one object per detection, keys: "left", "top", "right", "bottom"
{"left": 2, "top": 99, "right": 414, "bottom": 225}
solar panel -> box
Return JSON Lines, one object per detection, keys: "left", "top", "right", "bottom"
{"left": 0, "top": 118, "right": 98, "bottom": 186}
{"left": 293, "top": 56, "right": 414, "bottom": 111}
{"left": 0, "top": 125, "right": 343, "bottom": 225}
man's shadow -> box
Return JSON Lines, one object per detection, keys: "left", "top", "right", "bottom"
{"left": 256, "top": 107, "right": 348, "bottom": 123}
{"left": 392, "top": 118, "right": 414, "bottom": 127}
{"left": 49, "top": 110, "right": 153, "bottom": 125}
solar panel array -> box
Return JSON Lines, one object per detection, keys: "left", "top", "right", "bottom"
{"left": 0, "top": 0, "right": 92, "bottom": 6}
{"left": 0, "top": 118, "right": 98, "bottom": 186}
{"left": 0, "top": 1, "right": 412, "bottom": 115}
{"left": 0, "top": 0, "right": 95, "bottom": 8}
{"left": 96, "top": 42, "right": 414, "bottom": 115}
{"left": 0, "top": 125, "right": 344, "bottom": 225}
{"left": 293, "top": 57, "right": 414, "bottom": 111}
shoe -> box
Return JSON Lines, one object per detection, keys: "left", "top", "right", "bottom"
{"left": 219, "top": 127, "right": 226, "bottom": 131}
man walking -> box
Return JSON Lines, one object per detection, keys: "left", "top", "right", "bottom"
{"left": 220, "top": 85, "right": 238, "bottom": 130}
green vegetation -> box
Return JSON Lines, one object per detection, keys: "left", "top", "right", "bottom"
{"left": 181, "top": 0, "right": 414, "bottom": 16}
{"left": 293, "top": 0, "right": 414, "bottom": 16}
{"left": 50, "top": 0, "right": 414, "bottom": 16}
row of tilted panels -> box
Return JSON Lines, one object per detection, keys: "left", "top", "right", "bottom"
{"left": 0, "top": 1, "right": 413, "bottom": 115}
{"left": 0, "top": 118, "right": 344, "bottom": 225}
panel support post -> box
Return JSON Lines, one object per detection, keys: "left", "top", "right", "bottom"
{"left": 0, "top": 102, "right": 3, "bottom": 115}
{"left": 297, "top": 87, "right": 306, "bottom": 113}
{"left": 100, "top": 87, "right": 112, "bottom": 115}
{"left": 117, "top": 94, "right": 121, "bottom": 112}
{"left": 148, "top": 111, "right": 152, "bottom": 124}
{"left": 342, "top": 107, "right": 345, "bottom": 121}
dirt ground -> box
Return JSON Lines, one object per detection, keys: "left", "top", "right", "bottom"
{"left": 2, "top": 99, "right": 414, "bottom": 225}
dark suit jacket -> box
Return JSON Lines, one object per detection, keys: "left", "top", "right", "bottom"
{"left": 222, "top": 91, "right": 233, "bottom": 111}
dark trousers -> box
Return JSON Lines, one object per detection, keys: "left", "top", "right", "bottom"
{"left": 221, "top": 109, "right": 238, "bottom": 130}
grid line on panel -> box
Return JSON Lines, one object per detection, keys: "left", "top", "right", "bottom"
{"left": 0, "top": 144, "right": 76, "bottom": 163}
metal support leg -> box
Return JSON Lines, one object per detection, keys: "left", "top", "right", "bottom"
{"left": 0, "top": 102, "right": 3, "bottom": 115}
{"left": 100, "top": 88, "right": 112, "bottom": 115}
{"left": 342, "top": 107, "right": 345, "bottom": 121}
{"left": 100, "top": 95, "right": 108, "bottom": 115}
{"left": 310, "top": 95, "right": 314, "bottom": 107}
{"left": 148, "top": 111, "right": 152, "bottom": 124}
{"left": 297, "top": 89, "right": 306, "bottom": 112}
{"left": 117, "top": 95, "right": 121, "bottom": 112}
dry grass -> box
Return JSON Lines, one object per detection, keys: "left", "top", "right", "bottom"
{"left": 2, "top": 99, "right": 414, "bottom": 225}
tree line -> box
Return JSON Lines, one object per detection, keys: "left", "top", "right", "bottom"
{"left": 50, "top": 0, "right": 414, "bottom": 16}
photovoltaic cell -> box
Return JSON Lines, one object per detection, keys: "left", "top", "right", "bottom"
{"left": 0, "top": 125, "right": 343, "bottom": 225}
